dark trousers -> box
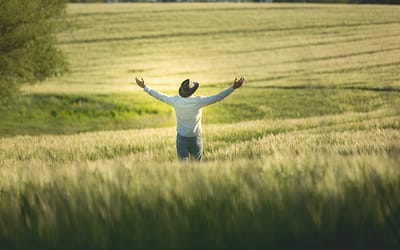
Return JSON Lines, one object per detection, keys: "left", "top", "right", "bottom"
{"left": 176, "top": 134, "right": 203, "bottom": 161}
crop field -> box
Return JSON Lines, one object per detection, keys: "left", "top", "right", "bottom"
{"left": 0, "top": 3, "right": 400, "bottom": 249}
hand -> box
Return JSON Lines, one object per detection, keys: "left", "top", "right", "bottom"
{"left": 233, "top": 77, "right": 245, "bottom": 89}
{"left": 135, "top": 77, "right": 145, "bottom": 88}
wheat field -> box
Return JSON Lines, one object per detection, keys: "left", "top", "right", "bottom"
{"left": 1, "top": 3, "right": 400, "bottom": 249}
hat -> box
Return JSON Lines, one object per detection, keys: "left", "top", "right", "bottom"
{"left": 179, "top": 79, "right": 199, "bottom": 98}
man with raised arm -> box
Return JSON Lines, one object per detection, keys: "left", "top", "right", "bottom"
{"left": 135, "top": 77, "right": 245, "bottom": 161}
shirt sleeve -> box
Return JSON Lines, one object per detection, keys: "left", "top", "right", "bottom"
{"left": 200, "top": 86, "right": 234, "bottom": 107}
{"left": 143, "top": 86, "right": 175, "bottom": 106}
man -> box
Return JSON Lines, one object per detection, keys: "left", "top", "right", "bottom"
{"left": 135, "top": 76, "right": 245, "bottom": 161}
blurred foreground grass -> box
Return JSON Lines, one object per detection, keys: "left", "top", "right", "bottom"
{"left": 1, "top": 154, "right": 399, "bottom": 250}
{"left": 1, "top": 108, "right": 399, "bottom": 249}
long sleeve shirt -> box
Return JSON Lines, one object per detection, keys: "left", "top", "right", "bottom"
{"left": 144, "top": 86, "right": 234, "bottom": 137}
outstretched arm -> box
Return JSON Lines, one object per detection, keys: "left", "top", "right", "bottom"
{"left": 200, "top": 77, "right": 245, "bottom": 107}
{"left": 135, "top": 77, "right": 175, "bottom": 106}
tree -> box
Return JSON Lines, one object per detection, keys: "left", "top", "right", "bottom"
{"left": 0, "top": 0, "right": 67, "bottom": 97}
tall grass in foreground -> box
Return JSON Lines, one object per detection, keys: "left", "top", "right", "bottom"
{"left": 0, "top": 155, "right": 399, "bottom": 250}
{"left": 1, "top": 109, "right": 399, "bottom": 249}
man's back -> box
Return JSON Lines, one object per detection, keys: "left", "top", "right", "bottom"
{"left": 173, "top": 96, "right": 203, "bottom": 137}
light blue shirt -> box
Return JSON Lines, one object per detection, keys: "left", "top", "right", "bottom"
{"left": 144, "top": 86, "right": 234, "bottom": 137}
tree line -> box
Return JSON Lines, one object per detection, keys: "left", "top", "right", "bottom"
{"left": 69, "top": 0, "right": 399, "bottom": 3}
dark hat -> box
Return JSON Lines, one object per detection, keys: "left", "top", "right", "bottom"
{"left": 179, "top": 79, "right": 199, "bottom": 98}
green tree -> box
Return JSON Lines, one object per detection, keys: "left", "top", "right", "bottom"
{"left": 0, "top": 0, "right": 67, "bottom": 97}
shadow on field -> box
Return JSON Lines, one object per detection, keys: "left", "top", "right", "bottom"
{"left": 0, "top": 94, "right": 173, "bottom": 137}
{"left": 1, "top": 85, "right": 398, "bottom": 137}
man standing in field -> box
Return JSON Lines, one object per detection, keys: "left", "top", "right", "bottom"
{"left": 135, "top": 77, "right": 245, "bottom": 161}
